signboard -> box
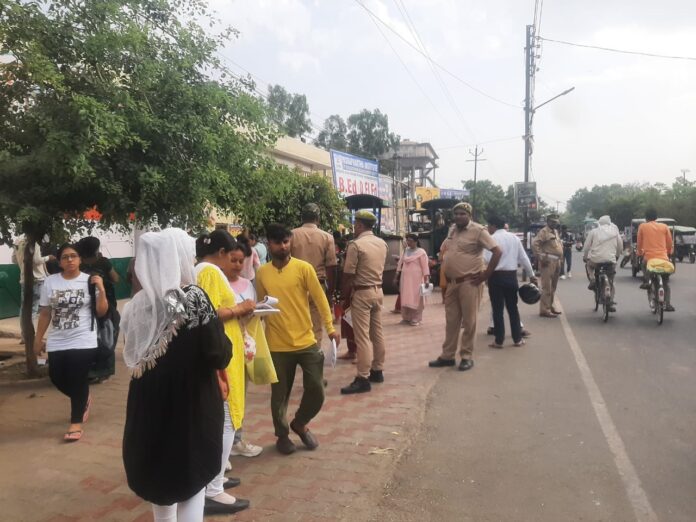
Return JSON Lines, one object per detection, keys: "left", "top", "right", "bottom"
{"left": 379, "top": 175, "right": 396, "bottom": 233}
{"left": 330, "top": 150, "right": 379, "bottom": 197}
{"left": 440, "top": 188, "right": 469, "bottom": 200}
{"left": 415, "top": 187, "right": 440, "bottom": 210}
{"left": 514, "top": 182, "right": 537, "bottom": 211}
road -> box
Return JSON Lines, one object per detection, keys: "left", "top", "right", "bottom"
{"left": 374, "top": 252, "right": 696, "bottom": 522}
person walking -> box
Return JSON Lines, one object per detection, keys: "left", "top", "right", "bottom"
{"left": 559, "top": 225, "right": 574, "bottom": 280}
{"left": 339, "top": 210, "right": 388, "bottom": 394}
{"left": 290, "top": 203, "right": 338, "bottom": 346}
{"left": 532, "top": 214, "right": 564, "bottom": 318}
{"left": 485, "top": 216, "right": 537, "bottom": 348}
{"left": 194, "top": 230, "right": 254, "bottom": 516}
{"left": 394, "top": 233, "right": 430, "bottom": 326}
{"left": 249, "top": 233, "right": 268, "bottom": 266}
{"left": 12, "top": 236, "right": 54, "bottom": 344}
{"left": 33, "top": 243, "right": 108, "bottom": 441}
{"left": 428, "top": 202, "right": 501, "bottom": 372}
{"left": 256, "top": 223, "right": 339, "bottom": 455}
{"left": 121, "top": 228, "right": 233, "bottom": 522}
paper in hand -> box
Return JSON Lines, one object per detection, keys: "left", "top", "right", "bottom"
{"left": 330, "top": 339, "right": 338, "bottom": 368}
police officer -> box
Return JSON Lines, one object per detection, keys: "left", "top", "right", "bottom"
{"left": 532, "top": 214, "right": 564, "bottom": 318}
{"left": 428, "top": 202, "right": 501, "bottom": 372}
{"left": 291, "top": 203, "right": 338, "bottom": 345}
{"left": 339, "top": 210, "right": 388, "bottom": 394}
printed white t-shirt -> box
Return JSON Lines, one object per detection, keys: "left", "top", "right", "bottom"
{"left": 39, "top": 272, "right": 98, "bottom": 352}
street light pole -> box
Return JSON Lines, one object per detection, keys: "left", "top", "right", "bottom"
{"left": 466, "top": 146, "right": 486, "bottom": 219}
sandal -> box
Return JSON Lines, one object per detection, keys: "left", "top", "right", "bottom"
{"left": 64, "top": 430, "right": 83, "bottom": 442}
{"left": 488, "top": 342, "right": 504, "bottom": 349}
{"left": 513, "top": 340, "right": 526, "bottom": 347}
{"left": 83, "top": 395, "right": 92, "bottom": 423}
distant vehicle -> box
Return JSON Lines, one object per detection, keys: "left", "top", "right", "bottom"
{"left": 674, "top": 226, "right": 696, "bottom": 263}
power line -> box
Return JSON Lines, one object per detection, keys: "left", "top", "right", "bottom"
{"left": 353, "top": 0, "right": 522, "bottom": 109}
{"left": 438, "top": 135, "right": 522, "bottom": 151}
{"left": 538, "top": 36, "right": 696, "bottom": 61}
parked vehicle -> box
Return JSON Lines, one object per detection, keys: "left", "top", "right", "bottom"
{"left": 673, "top": 226, "right": 696, "bottom": 263}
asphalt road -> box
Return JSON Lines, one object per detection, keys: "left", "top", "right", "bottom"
{"left": 374, "top": 252, "right": 696, "bottom": 522}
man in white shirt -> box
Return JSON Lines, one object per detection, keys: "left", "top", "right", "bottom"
{"left": 582, "top": 215, "right": 623, "bottom": 309}
{"left": 485, "top": 216, "right": 537, "bottom": 348}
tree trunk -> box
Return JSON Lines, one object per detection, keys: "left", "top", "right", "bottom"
{"left": 21, "top": 234, "right": 40, "bottom": 378}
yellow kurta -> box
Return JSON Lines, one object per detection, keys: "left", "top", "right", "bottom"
{"left": 196, "top": 265, "right": 245, "bottom": 430}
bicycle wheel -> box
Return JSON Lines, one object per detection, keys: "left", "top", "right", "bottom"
{"left": 657, "top": 303, "right": 664, "bottom": 325}
{"left": 594, "top": 287, "right": 599, "bottom": 311}
{"left": 601, "top": 276, "right": 610, "bottom": 322}
{"left": 647, "top": 284, "right": 656, "bottom": 314}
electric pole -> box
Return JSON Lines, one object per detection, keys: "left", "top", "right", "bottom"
{"left": 466, "top": 146, "right": 486, "bottom": 219}
{"left": 523, "top": 24, "right": 536, "bottom": 248}
{"left": 681, "top": 168, "right": 690, "bottom": 182}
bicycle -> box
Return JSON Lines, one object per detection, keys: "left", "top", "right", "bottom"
{"left": 646, "top": 269, "right": 666, "bottom": 325}
{"left": 593, "top": 263, "right": 615, "bottom": 322}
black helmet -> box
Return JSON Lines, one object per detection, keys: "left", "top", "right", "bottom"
{"left": 519, "top": 283, "right": 541, "bottom": 304}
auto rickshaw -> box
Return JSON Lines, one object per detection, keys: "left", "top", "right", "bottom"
{"left": 674, "top": 226, "right": 696, "bottom": 263}
{"left": 629, "top": 218, "right": 677, "bottom": 277}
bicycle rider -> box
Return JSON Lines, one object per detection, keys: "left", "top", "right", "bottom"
{"left": 637, "top": 208, "right": 675, "bottom": 312}
{"left": 583, "top": 215, "right": 623, "bottom": 312}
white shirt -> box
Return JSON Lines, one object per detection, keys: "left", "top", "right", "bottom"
{"left": 484, "top": 229, "right": 535, "bottom": 278}
{"left": 582, "top": 224, "right": 623, "bottom": 264}
{"left": 12, "top": 240, "right": 50, "bottom": 283}
{"left": 39, "top": 273, "right": 98, "bottom": 351}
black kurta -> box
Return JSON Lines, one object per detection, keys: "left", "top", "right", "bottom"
{"left": 122, "top": 286, "right": 232, "bottom": 505}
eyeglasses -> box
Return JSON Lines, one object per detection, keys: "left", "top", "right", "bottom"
{"left": 60, "top": 254, "right": 79, "bottom": 261}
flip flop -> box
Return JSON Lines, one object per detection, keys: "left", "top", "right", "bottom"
{"left": 83, "top": 395, "right": 92, "bottom": 423}
{"left": 64, "top": 430, "right": 83, "bottom": 442}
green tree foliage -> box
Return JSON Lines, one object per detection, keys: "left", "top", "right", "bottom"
{"left": 266, "top": 84, "right": 312, "bottom": 138}
{"left": 565, "top": 179, "right": 696, "bottom": 229}
{"left": 315, "top": 114, "right": 348, "bottom": 152}
{"left": 235, "top": 163, "right": 347, "bottom": 233}
{"left": 0, "top": 0, "right": 276, "bottom": 374}
{"left": 347, "top": 109, "right": 400, "bottom": 159}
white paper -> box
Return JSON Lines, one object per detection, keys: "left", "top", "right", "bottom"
{"left": 253, "top": 308, "right": 281, "bottom": 317}
{"left": 419, "top": 283, "right": 434, "bottom": 297}
{"left": 256, "top": 296, "right": 279, "bottom": 310}
{"left": 343, "top": 308, "right": 353, "bottom": 327}
{"left": 329, "top": 339, "right": 337, "bottom": 368}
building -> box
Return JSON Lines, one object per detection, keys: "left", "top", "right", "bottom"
{"left": 269, "top": 136, "right": 332, "bottom": 178}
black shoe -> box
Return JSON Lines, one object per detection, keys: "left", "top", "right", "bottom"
{"left": 290, "top": 419, "right": 319, "bottom": 450}
{"left": 588, "top": 283, "right": 595, "bottom": 291}
{"left": 275, "top": 435, "right": 297, "bottom": 455}
{"left": 665, "top": 304, "right": 676, "bottom": 312}
{"left": 458, "top": 359, "right": 474, "bottom": 372}
{"left": 368, "top": 370, "right": 384, "bottom": 383}
{"left": 204, "top": 497, "right": 250, "bottom": 515}
{"left": 486, "top": 327, "right": 494, "bottom": 335}
{"left": 223, "top": 477, "right": 241, "bottom": 489}
{"left": 428, "top": 357, "right": 455, "bottom": 368}
{"left": 340, "top": 377, "right": 371, "bottom": 394}
{"left": 323, "top": 378, "right": 328, "bottom": 388}
{"left": 608, "top": 306, "right": 616, "bottom": 313}
{"left": 521, "top": 329, "right": 531, "bottom": 338}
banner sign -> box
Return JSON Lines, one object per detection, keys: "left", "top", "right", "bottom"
{"left": 330, "top": 150, "right": 379, "bottom": 197}
{"left": 415, "top": 187, "right": 440, "bottom": 210}
{"left": 439, "top": 188, "right": 469, "bottom": 200}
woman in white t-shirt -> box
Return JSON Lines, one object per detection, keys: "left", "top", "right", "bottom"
{"left": 34, "top": 243, "right": 108, "bottom": 442}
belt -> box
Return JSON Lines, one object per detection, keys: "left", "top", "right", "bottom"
{"left": 353, "top": 284, "right": 382, "bottom": 291}
{"left": 493, "top": 270, "right": 517, "bottom": 275}
{"left": 452, "top": 274, "right": 479, "bottom": 284}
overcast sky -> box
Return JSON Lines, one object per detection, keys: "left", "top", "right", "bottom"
{"left": 210, "top": 0, "right": 696, "bottom": 208}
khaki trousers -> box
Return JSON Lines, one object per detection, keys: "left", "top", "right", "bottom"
{"left": 441, "top": 281, "right": 483, "bottom": 360}
{"left": 539, "top": 260, "right": 561, "bottom": 314}
{"left": 351, "top": 287, "right": 386, "bottom": 378}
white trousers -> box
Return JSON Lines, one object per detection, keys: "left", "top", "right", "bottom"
{"left": 151, "top": 488, "right": 205, "bottom": 522}
{"left": 205, "top": 402, "right": 235, "bottom": 498}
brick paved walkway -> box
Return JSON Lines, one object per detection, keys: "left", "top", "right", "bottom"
{"left": 0, "top": 294, "right": 467, "bottom": 521}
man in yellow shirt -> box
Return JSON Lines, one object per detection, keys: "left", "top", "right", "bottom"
{"left": 256, "top": 223, "right": 340, "bottom": 455}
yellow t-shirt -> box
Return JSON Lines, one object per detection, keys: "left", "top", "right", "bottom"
{"left": 196, "top": 264, "right": 245, "bottom": 430}
{"left": 256, "top": 258, "right": 334, "bottom": 352}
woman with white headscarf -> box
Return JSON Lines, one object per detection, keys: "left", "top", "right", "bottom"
{"left": 121, "top": 228, "right": 232, "bottom": 522}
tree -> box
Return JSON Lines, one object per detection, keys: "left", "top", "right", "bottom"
{"left": 462, "top": 179, "right": 514, "bottom": 224}
{"left": 315, "top": 114, "right": 348, "bottom": 152}
{"left": 347, "top": 109, "right": 400, "bottom": 159}
{"left": 266, "top": 84, "right": 312, "bottom": 138}
{"left": 0, "top": 0, "right": 276, "bottom": 375}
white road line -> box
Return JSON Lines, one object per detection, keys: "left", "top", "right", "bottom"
{"left": 557, "top": 303, "right": 658, "bottom": 522}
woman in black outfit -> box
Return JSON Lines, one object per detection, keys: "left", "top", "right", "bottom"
{"left": 121, "top": 228, "right": 232, "bottom": 521}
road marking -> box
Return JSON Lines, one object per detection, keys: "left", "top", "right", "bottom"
{"left": 557, "top": 303, "right": 658, "bottom": 522}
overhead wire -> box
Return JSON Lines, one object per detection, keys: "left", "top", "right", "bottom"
{"left": 538, "top": 36, "right": 696, "bottom": 61}
{"left": 353, "top": 0, "right": 522, "bottom": 109}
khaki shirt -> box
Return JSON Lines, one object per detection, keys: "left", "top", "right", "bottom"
{"left": 343, "top": 231, "right": 388, "bottom": 286}
{"left": 532, "top": 226, "right": 563, "bottom": 259}
{"left": 290, "top": 223, "right": 337, "bottom": 279}
{"left": 442, "top": 222, "right": 498, "bottom": 279}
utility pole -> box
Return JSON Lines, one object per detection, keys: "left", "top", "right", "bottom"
{"left": 466, "top": 146, "right": 486, "bottom": 219}
{"left": 681, "top": 168, "right": 690, "bottom": 182}
{"left": 523, "top": 24, "right": 536, "bottom": 248}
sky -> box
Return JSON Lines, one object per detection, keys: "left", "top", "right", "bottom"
{"left": 208, "top": 0, "right": 696, "bottom": 209}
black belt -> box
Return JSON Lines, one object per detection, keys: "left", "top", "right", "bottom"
{"left": 354, "top": 284, "right": 382, "bottom": 291}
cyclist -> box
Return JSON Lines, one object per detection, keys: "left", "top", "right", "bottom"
{"left": 582, "top": 215, "right": 623, "bottom": 311}
{"left": 637, "top": 208, "right": 675, "bottom": 311}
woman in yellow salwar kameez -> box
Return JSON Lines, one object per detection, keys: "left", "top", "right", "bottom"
{"left": 194, "top": 230, "right": 255, "bottom": 516}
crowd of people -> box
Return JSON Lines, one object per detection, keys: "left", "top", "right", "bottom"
{"left": 22, "top": 198, "right": 679, "bottom": 521}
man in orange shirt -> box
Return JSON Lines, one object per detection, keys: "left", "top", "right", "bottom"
{"left": 637, "top": 208, "right": 675, "bottom": 311}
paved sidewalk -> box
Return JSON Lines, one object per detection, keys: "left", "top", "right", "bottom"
{"left": 0, "top": 294, "right": 464, "bottom": 521}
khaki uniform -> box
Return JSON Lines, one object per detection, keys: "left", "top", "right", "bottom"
{"left": 440, "top": 222, "right": 498, "bottom": 360}
{"left": 343, "top": 231, "right": 388, "bottom": 378}
{"left": 291, "top": 224, "right": 337, "bottom": 345}
{"left": 532, "top": 226, "right": 563, "bottom": 314}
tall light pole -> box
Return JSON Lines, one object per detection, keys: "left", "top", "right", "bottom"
{"left": 681, "top": 168, "right": 690, "bottom": 182}
{"left": 466, "top": 146, "right": 486, "bottom": 219}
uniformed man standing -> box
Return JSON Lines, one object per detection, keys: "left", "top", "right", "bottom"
{"left": 291, "top": 203, "right": 338, "bottom": 345}
{"left": 428, "top": 202, "right": 501, "bottom": 372}
{"left": 532, "top": 214, "right": 564, "bottom": 318}
{"left": 340, "top": 210, "right": 388, "bottom": 394}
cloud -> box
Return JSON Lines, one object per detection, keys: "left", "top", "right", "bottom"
{"left": 278, "top": 50, "right": 320, "bottom": 73}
